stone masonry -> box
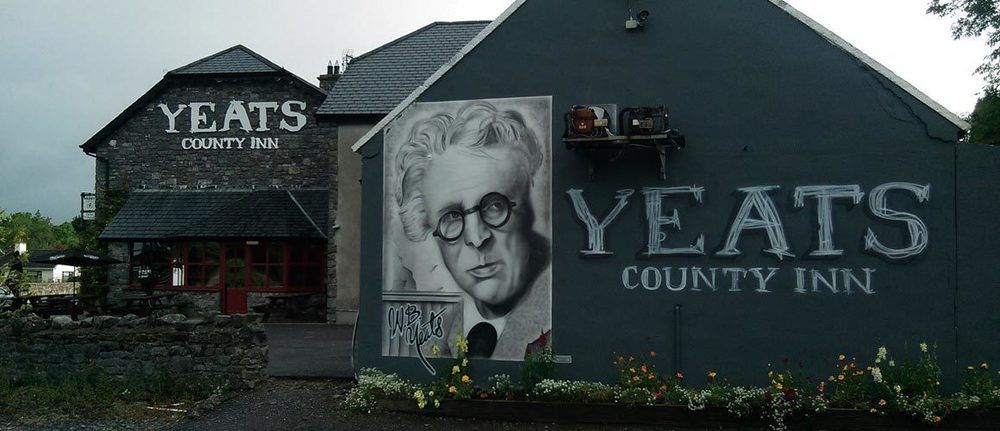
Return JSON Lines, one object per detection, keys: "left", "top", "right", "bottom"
{"left": 0, "top": 313, "right": 268, "bottom": 390}
{"left": 91, "top": 74, "right": 339, "bottom": 316}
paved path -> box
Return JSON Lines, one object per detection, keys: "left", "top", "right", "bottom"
{"left": 265, "top": 324, "right": 354, "bottom": 378}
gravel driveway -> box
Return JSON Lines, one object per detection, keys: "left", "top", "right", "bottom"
{"left": 2, "top": 379, "right": 721, "bottom": 431}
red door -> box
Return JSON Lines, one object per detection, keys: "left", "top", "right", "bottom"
{"left": 222, "top": 243, "right": 248, "bottom": 314}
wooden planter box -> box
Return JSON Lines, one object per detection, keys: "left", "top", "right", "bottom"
{"left": 381, "top": 399, "right": 1000, "bottom": 430}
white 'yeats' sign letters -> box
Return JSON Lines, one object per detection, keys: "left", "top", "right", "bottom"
{"left": 158, "top": 100, "right": 307, "bottom": 151}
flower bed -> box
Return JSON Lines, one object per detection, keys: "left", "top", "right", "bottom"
{"left": 344, "top": 339, "right": 1000, "bottom": 431}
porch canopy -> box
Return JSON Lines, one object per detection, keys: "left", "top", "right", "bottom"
{"left": 100, "top": 189, "right": 328, "bottom": 241}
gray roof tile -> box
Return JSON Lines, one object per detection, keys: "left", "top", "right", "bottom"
{"left": 170, "top": 45, "right": 282, "bottom": 75}
{"left": 317, "top": 21, "right": 489, "bottom": 116}
{"left": 100, "top": 190, "right": 328, "bottom": 240}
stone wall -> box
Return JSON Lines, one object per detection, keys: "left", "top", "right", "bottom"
{"left": 27, "top": 282, "right": 75, "bottom": 296}
{"left": 0, "top": 313, "right": 268, "bottom": 390}
{"left": 92, "top": 73, "right": 338, "bottom": 314}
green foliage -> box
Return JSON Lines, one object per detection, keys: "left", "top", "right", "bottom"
{"left": 342, "top": 368, "right": 416, "bottom": 414}
{"left": 968, "top": 88, "right": 1000, "bottom": 144}
{"left": 0, "top": 371, "right": 212, "bottom": 418}
{"left": 0, "top": 211, "right": 78, "bottom": 252}
{"left": 521, "top": 345, "right": 556, "bottom": 392}
{"left": 928, "top": 0, "right": 1000, "bottom": 89}
{"left": 73, "top": 186, "right": 129, "bottom": 299}
{"left": 532, "top": 379, "right": 614, "bottom": 403}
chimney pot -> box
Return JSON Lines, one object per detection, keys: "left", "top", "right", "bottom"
{"left": 327, "top": 60, "right": 334, "bottom": 75}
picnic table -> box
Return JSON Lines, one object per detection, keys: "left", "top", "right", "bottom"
{"left": 1, "top": 294, "right": 99, "bottom": 318}
{"left": 252, "top": 292, "right": 319, "bottom": 322}
{"left": 121, "top": 292, "right": 179, "bottom": 316}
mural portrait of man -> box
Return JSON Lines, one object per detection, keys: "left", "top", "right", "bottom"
{"left": 382, "top": 96, "right": 552, "bottom": 364}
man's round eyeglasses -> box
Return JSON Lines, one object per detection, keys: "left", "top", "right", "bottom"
{"left": 433, "top": 192, "right": 517, "bottom": 241}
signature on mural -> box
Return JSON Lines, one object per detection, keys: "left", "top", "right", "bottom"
{"left": 386, "top": 304, "right": 448, "bottom": 374}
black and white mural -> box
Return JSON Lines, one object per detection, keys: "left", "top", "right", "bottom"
{"left": 382, "top": 96, "right": 552, "bottom": 370}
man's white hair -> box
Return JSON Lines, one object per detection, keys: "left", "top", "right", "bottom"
{"left": 394, "top": 101, "right": 542, "bottom": 241}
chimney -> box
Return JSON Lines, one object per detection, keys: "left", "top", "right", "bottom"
{"left": 317, "top": 60, "right": 342, "bottom": 93}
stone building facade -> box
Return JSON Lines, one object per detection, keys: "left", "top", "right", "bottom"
{"left": 82, "top": 45, "right": 340, "bottom": 320}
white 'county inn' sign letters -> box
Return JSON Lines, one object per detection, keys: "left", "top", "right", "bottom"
{"left": 158, "top": 100, "right": 307, "bottom": 150}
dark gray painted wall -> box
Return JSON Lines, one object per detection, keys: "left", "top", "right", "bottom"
{"left": 355, "top": 0, "right": 988, "bottom": 387}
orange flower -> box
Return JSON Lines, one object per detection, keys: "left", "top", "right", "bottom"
{"left": 461, "top": 375, "right": 471, "bottom": 383}
{"left": 838, "top": 374, "right": 845, "bottom": 381}
{"left": 708, "top": 371, "right": 717, "bottom": 379}
{"left": 878, "top": 399, "right": 887, "bottom": 406}
{"left": 838, "top": 354, "right": 846, "bottom": 361}
{"left": 933, "top": 416, "right": 942, "bottom": 423}
{"left": 448, "top": 386, "right": 457, "bottom": 394}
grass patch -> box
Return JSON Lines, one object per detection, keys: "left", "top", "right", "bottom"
{"left": 0, "top": 371, "right": 217, "bottom": 421}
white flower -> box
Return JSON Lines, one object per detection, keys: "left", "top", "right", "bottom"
{"left": 919, "top": 342, "right": 928, "bottom": 353}
{"left": 876, "top": 346, "right": 888, "bottom": 363}
{"left": 889, "top": 360, "right": 895, "bottom": 367}
{"left": 871, "top": 367, "right": 883, "bottom": 383}
{"left": 894, "top": 385, "right": 902, "bottom": 393}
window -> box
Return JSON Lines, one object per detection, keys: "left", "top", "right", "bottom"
{"left": 129, "top": 242, "right": 175, "bottom": 287}
{"left": 128, "top": 240, "right": 324, "bottom": 291}
{"left": 248, "top": 242, "right": 284, "bottom": 289}
{"left": 185, "top": 242, "right": 221, "bottom": 288}
{"left": 61, "top": 271, "right": 76, "bottom": 282}
{"left": 27, "top": 270, "right": 42, "bottom": 282}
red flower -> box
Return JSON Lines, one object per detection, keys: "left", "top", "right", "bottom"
{"left": 650, "top": 351, "right": 657, "bottom": 357}
{"left": 537, "top": 331, "right": 549, "bottom": 348}
{"left": 783, "top": 388, "right": 797, "bottom": 402}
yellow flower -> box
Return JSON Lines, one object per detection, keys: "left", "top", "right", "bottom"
{"left": 708, "top": 371, "right": 717, "bottom": 379}
{"left": 452, "top": 365, "right": 460, "bottom": 374}
{"left": 461, "top": 375, "right": 471, "bottom": 383}
{"left": 455, "top": 336, "right": 469, "bottom": 353}
{"left": 448, "top": 385, "right": 457, "bottom": 394}
{"left": 431, "top": 344, "right": 441, "bottom": 357}
{"left": 879, "top": 399, "right": 887, "bottom": 406}
{"left": 838, "top": 374, "right": 845, "bottom": 381}
{"left": 933, "top": 415, "right": 941, "bottom": 423}
{"left": 827, "top": 375, "right": 835, "bottom": 382}
{"left": 775, "top": 383, "right": 783, "bottom": 390}
{"left": 630, "top": 367, "right": 636, "bottom": 373}
{"left": 838, "top": 354, "right": 846, "bottom": 361}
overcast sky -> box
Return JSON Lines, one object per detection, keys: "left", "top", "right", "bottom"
{"left": 0, "top": 0, "right": 990, "bottom": 223}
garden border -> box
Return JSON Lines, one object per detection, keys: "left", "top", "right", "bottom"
{"left": 381, "top": 399, "right": 1000, "bottom": 430}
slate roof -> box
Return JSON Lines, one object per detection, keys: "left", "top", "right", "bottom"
{"left": 81, "top": 45, "right": 325, "bottom": 153}
{"left": 169, "top": 45, "right": 282, "bottom": 75}
{"left": 317, "top": 21, "right": 490, "bottom": 116}
{"left": 100, "top": 190, "right": 328, "bottom": 240}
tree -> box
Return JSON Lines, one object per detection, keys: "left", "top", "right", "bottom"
{"left": 0, "top": 211, "right": 78, "bottom": 251}
{"left": 928, "top": 0, "right": 1000, "bottom": 144}
{"left": 928, "top": 0, "right": 1000, "bottom": 89}
{"left": 968, "top": 88, "right": 1000, "bottom": 145}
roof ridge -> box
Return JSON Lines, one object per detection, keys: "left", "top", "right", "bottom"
{"left": 167, "top": 44, "right": 283, "bottom": 75}
{"left": 349, "top": 20, "right": 490, "bottom": 64}
{"left": 286, "top": 190, "right": 327, "bottom": 239}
